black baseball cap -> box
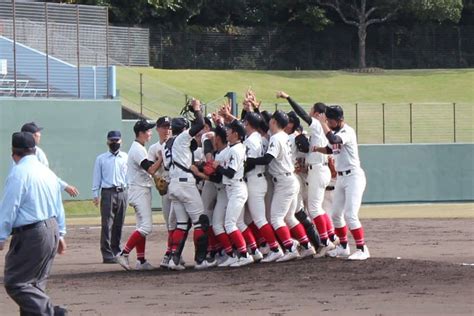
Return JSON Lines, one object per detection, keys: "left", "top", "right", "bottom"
{"left": 156, "top": 116, "right": 171, "bottom": 128}
{"left": 12, "top": 132, "right": 36, "bottom": 149}
{"left": 227, "top": 119, "right": 246, "bottom": 139}
{"left": 272, "top": 110, "right": 289, "bottom": 129}
{"left": 133, "top": 119, "right": 156, "bottom": 134}
{"left": 21, "top": 122, "right": 43, "bottom": 133}
{"left": 244, "top": 112, "right": 262, "bottom": 130}
{"left": 107, "top": 130, "right": 121, "bottom": 140}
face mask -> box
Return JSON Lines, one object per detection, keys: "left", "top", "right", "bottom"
{"left": 109, "top": 142, "right": 121, "bottom": 153}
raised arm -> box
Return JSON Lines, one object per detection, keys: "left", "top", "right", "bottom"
{"left": 276, "top": 91, "right": 312, "bottom": 125}
{"left": 189, "top": 99, "right": 205, "bottom": 137}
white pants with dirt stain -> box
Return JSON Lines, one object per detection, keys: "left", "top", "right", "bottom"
{"left": 168, "top": 178, "right": 203, "bottom": 230}
{"left": 270, "top": 174, "right": 299, "bottom": 230}
{"left": 128, "top": 185, "right": 153, "bottom": 236}
{"left": 224, "top": 181, "right": 248, "bottom": 234}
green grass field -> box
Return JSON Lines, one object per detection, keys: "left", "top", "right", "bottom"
{"left": 117, "top": 68, "right": 473, "bottom": 143}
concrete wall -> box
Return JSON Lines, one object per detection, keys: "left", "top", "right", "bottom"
{"left": 360, "top": 144, "right": 474, "bottom": 203}
{"left": 1, "top": 99, "right": 472, "bottom": 208}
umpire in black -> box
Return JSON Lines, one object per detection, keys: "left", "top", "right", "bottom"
{"left": 92, "top": 131, "right": 128, "bottom": 263}
{"left": 0, "top": 132, "right": 67, "bottom": 315}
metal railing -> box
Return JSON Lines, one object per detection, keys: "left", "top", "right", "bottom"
{"left": 0, "top": 1, "right": 149, "bottom": 99}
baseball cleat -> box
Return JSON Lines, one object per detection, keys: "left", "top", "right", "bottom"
{"left": 276, "top": 243, "right": 299, "bottom": 262}
{"left": 116, "top": 254, "right": 131, "bottom": 271}
{"left": 218, "top": 255, "right": 238, "bottom": 267}
{"left": 160, "top": 255, "right": 170, "bottom": 268}
{"left": 299, "top": 244, "right": 316, "bottom": 259}
{"left": 259, "top": 244, "right": 270, "bottom": 255}
{"left": 230, "top": 253, "right": 254, "bottom": 267}
{"left": 348, "top": 245, "right": 370, "bottom": 261}
{"left": 327, "top": 245, "right": 350, "bottom": 258}
{"left": 313, "top": 240, "right": 336, "bottom": 258}
{"left": 194, "top": 259, "right": 217, "bottom": 270}
{"left": 168, "top": 259, "right": 186, "bottom": 271}
{"left": 216, "top": 252, "right": 229, "bottom": 266}
{"left": 251, "top": 249, "right": 264, "bottom": 262}
{"left": 262, "top": 248, "right": 284, "bottom": 263}
{"left": 135, "top": 261, "right": 155, "bottom": 271}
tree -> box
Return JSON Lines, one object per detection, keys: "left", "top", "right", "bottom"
{"left": 318, "top": 0, "right": 463, "bottom": 68}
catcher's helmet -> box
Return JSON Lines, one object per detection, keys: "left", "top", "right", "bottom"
{"left": 326, "top": 105, "right": 344, "bottom": 120}
{"left": 171, "top": 117, "right": 189, "bottom": 135}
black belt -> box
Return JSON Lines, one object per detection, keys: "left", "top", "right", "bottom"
{"left": 244, "top": 173, "right": 264, "bottom": 182}
{"left": 12, "top": 220, "right": 47, "bottom": 235}
{"left": 337, "top": 170, "right": 351, "bottom": 176}
{"left": 179, "top": 178, "right": 190, "bottom": 182}
{"left": 309, "top": 163, "right": 328, "bottom": 170}
{"left": 102, "top": 186, "right": 126, "bottom": 192}
{"left": 226, "top": 179, "right": 244, "bottom": 186}
{"left": 326, "top": 186, "right": 335, "bottom": 191}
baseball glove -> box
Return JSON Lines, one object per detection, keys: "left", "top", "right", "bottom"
{"left": 153, "top": 175, "right": 168, "bottom": 196}
{"left": 295, "top": 133, "right": 310, "bottom": 153}
{"left": 203, "top": 161, "right": 217, "bottom": 176}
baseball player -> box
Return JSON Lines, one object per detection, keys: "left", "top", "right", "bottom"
{"left": 243, "top": 112, "right": 283, "bottom": 258}
{"left": 284, "top": 112, "right": 319, "bottom": 255}
{"left": 212, "top": 119, "right": 256, "bottom": 267}
{"left": 277, "top": 92, "right": 337, "bottom": 255}
{"left": 167, "top": 99, "right": 216, "bottom": 270}
{"left": 313, "top": 105, "right": 370, "bottom": 260}
{"left": 117, "top": 119, "right": 163, "bottom": 271}
{"left": 147, "top": 116, "right": 176, "bottom": 268}
{"left": 246, "top": 110, "right": 303, "bottom": 262}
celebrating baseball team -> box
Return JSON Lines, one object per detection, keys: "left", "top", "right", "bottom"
{"left": 105, "top": 89, "right": 370, "bottom": 272}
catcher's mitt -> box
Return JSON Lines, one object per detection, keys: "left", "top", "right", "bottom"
{"left": 153, "top": 175, "right": 168, "bottom": 196}
{"left": 203, "top": 161, "right": 217, "bottom": 176}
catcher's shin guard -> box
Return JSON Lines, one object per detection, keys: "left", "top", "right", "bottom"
{"left": 174, "top": 219, "right": 192, "bottom": 261}
{"left": 194, "top": 215, "right": 210, "bottom": 264}
{"left": 295, "top": 209, "right": 321, "bottom": 248}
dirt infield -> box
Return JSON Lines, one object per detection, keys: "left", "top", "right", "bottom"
{"left": 0, "top": 217, "right": 473, "bottom": 315}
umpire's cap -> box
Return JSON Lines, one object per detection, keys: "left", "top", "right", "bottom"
{"left": 12, "top": 132, "right": 36, "bottom": 149}
{"left": 245, "top": 112, "right": 262, "bottom": 130}
{"left": 134, "top": 119, "right": 156, "bottom": 134}
{"left": 271, "top": 110, "right": 289, "bottom": 129}
{"left": 326, "top": 105, "right": 344, "bottom": 120}
{"left": 227, "top": 119, "right": 246, "bottom": 140}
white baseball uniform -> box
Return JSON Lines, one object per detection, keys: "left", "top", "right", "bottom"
{"left": 148, "top": 141, "right": 175, "bottom": 231}
{"left": 211, "top": 146, "right": 230, "bottom": 236}
{"left": 244, "top": 131, "right": 268, "bottom": 229}
{"left": 329, "top": 124, "right": 366, "bottom": 230}
{"left": 127, "top": 141, "right": 153, "bottom": 236}
{"left": 306, "top": 118, "right": 331, "bottom": 220}
{"left": 222, "top": 142, "right": 248, "bottom": 234}
{"left": 267, "top": 131, "right": 299, "bottom": 230}
{"left": 168, "top": 131, "right": 202, "bottom": 229}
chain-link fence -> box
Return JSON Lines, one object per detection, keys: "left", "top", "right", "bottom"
{"left": 150, "top": 25, "right": 474, "bottom": 70}
{"left": 0, "top": 1, "right": 149, "bottom": 99}
{"left": 271, "top": 102, "right": 473, "bottom": 144}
